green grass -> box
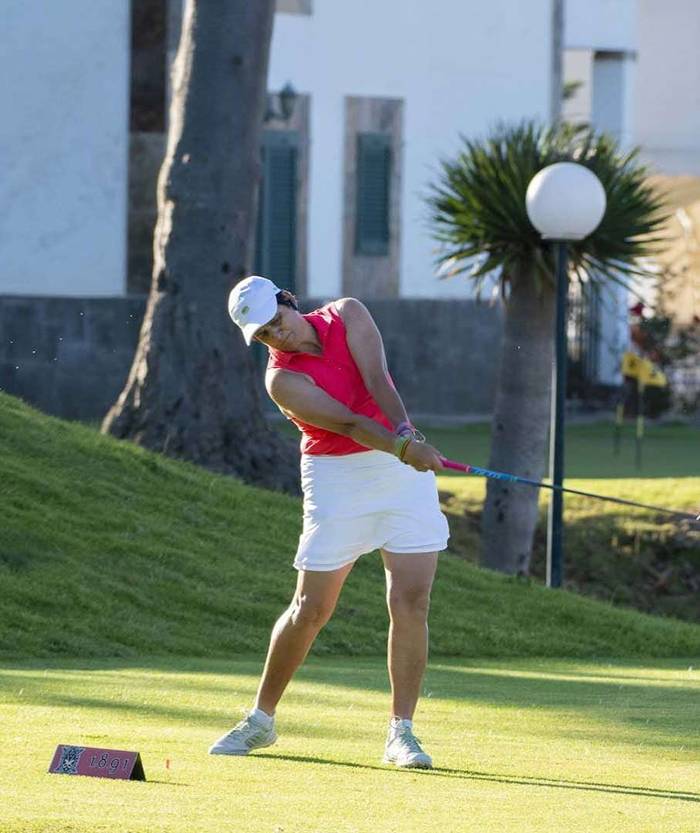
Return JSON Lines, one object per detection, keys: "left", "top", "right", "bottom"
{"left": 277, "top": 419, "right": 700, "bottom": 478}
{"left": 1, "top": 656, "right": 698, "bottom": 833}
{"left": 430, "top": 421, "right": 700, "bottom": 479}
{"left": 2, "top": 393, "right": 699, "bottom": 832}
{"left": 1, "top": 391, "right": 699, "bottom": 658}
{"left": 436, "top": 476, "right": 700, "bottom": 622}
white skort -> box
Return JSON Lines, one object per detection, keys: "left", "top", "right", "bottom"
{"left": 294, "top": 449, "right": 450, "bottom": 571}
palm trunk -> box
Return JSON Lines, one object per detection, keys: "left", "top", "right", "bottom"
{"left": 102, "top": 0, "right": 300, "bottom": 494}
{"left": 481, "top": 268, "right": 555, "bottom": 574}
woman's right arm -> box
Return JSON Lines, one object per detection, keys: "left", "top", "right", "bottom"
{"left": 266, "top": 370, "right": 444, "bottom": 473}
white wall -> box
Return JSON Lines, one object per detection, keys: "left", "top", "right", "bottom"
{"left": 591, "top": 52, "right": 636, "bottom": 148}
{"left": 635, "top": 0, "right": 700, "bottom": 175}
{"left": 269, "top": 0, "right": 552, "bottom": 299}
{"left": 565, "top": 0, "right": 636, "bottom": 51}
{"left": 0, "top": 1, "right": 129, "bottom": 296}
{"left": 562, "top": 49, "right": 593, "bottom": 125}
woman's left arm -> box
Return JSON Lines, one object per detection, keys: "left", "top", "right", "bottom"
{"left": 336, "top": 297, "right": 409, "bottom": 430}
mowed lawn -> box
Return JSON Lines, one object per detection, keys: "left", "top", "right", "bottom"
{"left": 1, "top": 657, "right": 698, "bottom": 833}
{"left": 275, "top": 418, "right": 700, "bottom": 479}
{"left": 2, "top": 395, "right": 699, "bottom": 832}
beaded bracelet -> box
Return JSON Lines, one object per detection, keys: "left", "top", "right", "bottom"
{"left": 394, "top": 420, "right": 426, "bottom": 444}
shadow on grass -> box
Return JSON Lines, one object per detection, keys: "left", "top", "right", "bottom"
{"left": 254, "top": 752, "right": 700, "bottom": 803}
{"left": 293, "top": 661, "right": 700, "bottom": 751}
{"left": 2, "top": 658, "right": 698, "bottom": 751}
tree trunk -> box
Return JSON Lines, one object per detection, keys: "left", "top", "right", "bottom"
{"left": 102, "top": 0, "right": 300, "bottom": 494}
{"left": 481, "top": 269, "right": 555, "bottom": 574}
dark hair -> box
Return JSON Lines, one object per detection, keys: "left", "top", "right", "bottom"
{"left": 276, "top": 290, "right": 299, "bottom": 311}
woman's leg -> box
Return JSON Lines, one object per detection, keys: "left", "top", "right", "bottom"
{"left": 381, "top": 550, "right": 438, "bottom": 721}
{"left": 254, "top": 561, "right": 355, "bottom": 715}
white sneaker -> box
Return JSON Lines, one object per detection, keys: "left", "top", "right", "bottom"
{"left": 208, "top": 712, "right": 277, "bottom": 756}
{"left": 383, "top": 719, "right": 433, "bottom": 769}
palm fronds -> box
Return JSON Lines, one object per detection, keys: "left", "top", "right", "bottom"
{"left": 427, "top": 121, "right": 669, "bottom": 295}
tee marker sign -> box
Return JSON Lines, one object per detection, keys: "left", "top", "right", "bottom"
{"left": 48, "top": 745, "right": 146, "bottom": 781}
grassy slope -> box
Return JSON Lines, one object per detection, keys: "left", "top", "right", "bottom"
{"left": 436, "top": 476, "right": 700, "bottom": 622}
{"left": 283, "top": 420, "right": 700, "bottom": 622}
{"left": 278, "top": 420, "right": 700, "bottom": 621}
{"left": 1, "top": 391, "right": 699, "bottom": 659}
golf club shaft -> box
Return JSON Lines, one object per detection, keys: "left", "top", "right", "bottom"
{"left": 439, "top": 457, "right": 700, "bottom": 522}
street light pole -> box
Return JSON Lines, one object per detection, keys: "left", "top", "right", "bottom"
{"left": 526, "top": 162, "right": 606, "bottom": 591}
{"left": 547, "top": 240, "right": 568, "bottom": 588}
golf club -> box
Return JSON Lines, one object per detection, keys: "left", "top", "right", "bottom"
{"left": 439, "top": 457, "right": 700, "bottom": 524}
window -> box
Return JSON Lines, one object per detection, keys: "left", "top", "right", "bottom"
{"left": 342, "top": 97, "right": 402, "bottom": 297}
{"left": 255, "top": 131, "right": 299, "bottom": 292}
{"left": 355, "top": 133, "right": 391, "bottom": 256}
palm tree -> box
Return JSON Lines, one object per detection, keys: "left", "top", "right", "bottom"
{"left": 428, "top": 122, "right": 667, "bottom": 575}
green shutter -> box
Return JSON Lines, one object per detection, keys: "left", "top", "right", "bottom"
{"left": 254, "top": 130, "right": 298, "bottom": 292}
{"left": 355, "top": 132, "right": 391, "bottom": 256}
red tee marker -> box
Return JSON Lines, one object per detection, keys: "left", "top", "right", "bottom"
{"left": 48, "top": 745, "right": 146, "bottom": 781}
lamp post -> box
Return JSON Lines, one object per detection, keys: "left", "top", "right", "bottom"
{"left": 264, "top": 82, "right": 298, "bottom": 123}
{"left": 526, "top": 162, "right": 606, "bottom": 588}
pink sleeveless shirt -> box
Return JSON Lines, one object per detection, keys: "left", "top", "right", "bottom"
{"left": 266, "top": 302, "right": 394, "bottom": 455}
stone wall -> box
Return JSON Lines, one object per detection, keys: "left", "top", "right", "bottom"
{"left": 0, "top": 296, "right": 502, "bottom": 421}
{"left": 0, "top": 297, "right": 146, "bottom": 421}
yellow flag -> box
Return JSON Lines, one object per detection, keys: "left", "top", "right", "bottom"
{"left": 621, "top": 352, "right": 667, "bottom": 387}
{"left": 639, "top": 362, "right": 667, "bottom": 388}
{"left": 621, "top": 352, "right": 642, "bottom": 379}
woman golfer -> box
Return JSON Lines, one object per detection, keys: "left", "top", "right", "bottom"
{"left": 209, "top": 275, "right": 449, "bottom": 769}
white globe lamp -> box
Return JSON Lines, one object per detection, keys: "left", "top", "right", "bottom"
{"left": 526, "top": 162, "right": 606, "bottom": 240}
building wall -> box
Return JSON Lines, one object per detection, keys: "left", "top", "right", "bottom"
{"left": 0, "top": 296, "right": 145, "bottom": 420}
{"left": 0, "top": 296, "right": 502, "bottom": 421}
{"left": 635, "top": 0, "right": 700, "bottom": 175}
{"left": 268, "top": 0, "right": 552, "bottom": 300}
{"left": 0, "top": 1, "right": 130, "bottom": 296}
{"left": 563, "top": 0, "right": 637, "bottom": 148}
{"left": 565, "top": 0, "right": 700, "bottom": 176}
{"left": 564, "top": 0, "right": 636, "bottom": 51}
{"left": 561, "top": 49, "right": 593, "bottom": 125}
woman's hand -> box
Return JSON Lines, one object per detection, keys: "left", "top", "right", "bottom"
{"left": 402, "top": 441, "right": 444, "bottom": 473}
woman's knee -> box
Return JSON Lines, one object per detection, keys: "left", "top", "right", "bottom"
{"left": 387, "top": 586, "right": 432, "bottom": 621}
{"left": 289, "top": 593, "right": 336, "bottom": 630}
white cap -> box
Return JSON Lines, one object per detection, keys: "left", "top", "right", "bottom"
{"left": 227, "top": 275, "right": 282, "bottom": 345}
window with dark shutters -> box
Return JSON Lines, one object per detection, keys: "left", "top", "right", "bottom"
{"left": 355, "top": 132, "right": 391, "bottom": 256}
{"left": 255, "top": 130, "right": 298, "bottom": 292}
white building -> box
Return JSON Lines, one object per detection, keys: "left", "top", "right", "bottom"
{"left": 1, "top": 1, "right": 130, "bottom": 297}
{"left": 562, "top": 0, "right": 700, "bottom": 383}
{"left": 266, "top": 0, "right": 554, "bottom": 300}
{"left": 2, "top": 0, "right": 698, "bottom": 385}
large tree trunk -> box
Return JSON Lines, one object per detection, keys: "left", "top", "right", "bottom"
{"left": 102, "top": 0, "right": 300, "bottom": 494}
{"left": 480, "top": 269, "right": 555, "bottom": 574}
